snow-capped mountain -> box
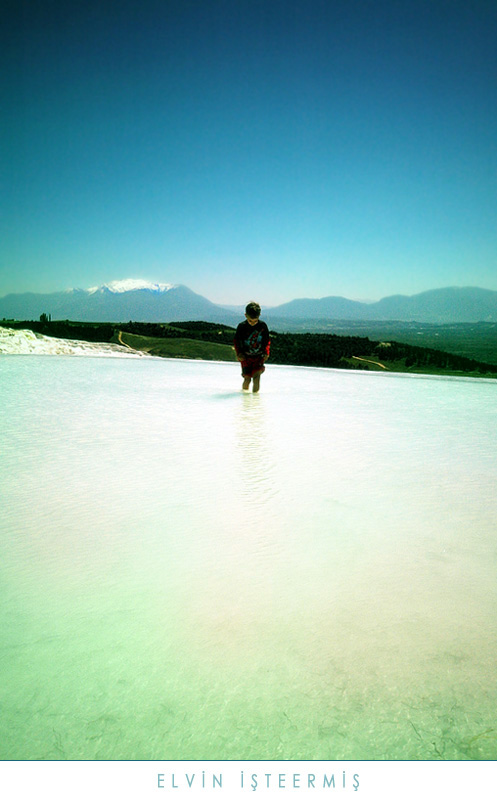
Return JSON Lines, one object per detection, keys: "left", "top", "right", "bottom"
{"left": 87, "top": 279, "right": 175, "bottom": 294}
{"left": 0, "top": 282, "right": 240, "bottom": 324}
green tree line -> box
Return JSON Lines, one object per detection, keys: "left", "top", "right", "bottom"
{"left": 2, "top": 317, "right": 497, "bottom": 375}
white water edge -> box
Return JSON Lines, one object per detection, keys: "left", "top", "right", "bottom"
{"left": 0, "top": 354, "right": 496, "bottom": 761}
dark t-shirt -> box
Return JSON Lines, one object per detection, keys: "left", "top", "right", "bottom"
{"left": 233, "top": 320, "right": 270, "bottom": 358}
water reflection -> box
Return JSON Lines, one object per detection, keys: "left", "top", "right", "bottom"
{"left": 236, "top": 394, "right": 278, "bottom": 516}
{"left": 186, "top": 393, "right": 285, "bottom": 642}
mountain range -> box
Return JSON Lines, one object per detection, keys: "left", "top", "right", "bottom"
{"left": 1, "top": 280, "right": 497, "bottom": 325}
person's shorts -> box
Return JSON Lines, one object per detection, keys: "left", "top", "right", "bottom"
{"left": 240, "top": 355, "right": 266, "bottom": 378}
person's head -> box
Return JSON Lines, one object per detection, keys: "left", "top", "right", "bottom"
{"left": 245, "top": 301, "right": 261, "bottom": 325}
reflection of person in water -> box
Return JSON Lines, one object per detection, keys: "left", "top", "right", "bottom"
{"left": 233, "top": 302, "right": 271, "bottom": 393}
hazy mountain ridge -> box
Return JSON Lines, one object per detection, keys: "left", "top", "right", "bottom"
{"left": 267, "top": 287, "right": 497, "bottom": 323}
{"left": 1, "top": 283, "right": 497, "bottom": 324}
{"left": 0, "top": 283, "right": 241, "bottom": 325}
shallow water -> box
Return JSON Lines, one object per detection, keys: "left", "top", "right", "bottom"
{"left": 1, "top": 355, "right": 496, "bottom": 760}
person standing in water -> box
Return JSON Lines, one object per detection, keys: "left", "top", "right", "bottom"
{"left": 233, "top": 302, "right": 270, "bottom": 392}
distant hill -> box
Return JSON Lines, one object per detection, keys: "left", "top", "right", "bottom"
{"left": 113, "top": 329, "right": 237, "bottom": 361}
{"left": 267, "top": 287, "right": 497, "bottom": 324}
{"left": 2, "top": 281, "right": 497, "bottom": 325}
{"left": 0, "top": 280, "right": 240, "bottom": 325}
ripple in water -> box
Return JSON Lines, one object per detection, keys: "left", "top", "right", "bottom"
{"left": 0, "top": 356, "right": 496, "bottom": 759}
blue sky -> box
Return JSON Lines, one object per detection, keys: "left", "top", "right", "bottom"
{"left": 2, "top": 0, "right": 496, "bottom": 305}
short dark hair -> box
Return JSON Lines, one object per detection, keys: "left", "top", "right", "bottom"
{"left": 245, "top": 301, "right": 261, "bottom": 318}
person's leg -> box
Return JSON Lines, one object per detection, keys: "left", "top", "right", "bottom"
{"left": 242, "top": 376, "right": 251, "bottom": 390}
{"left": 252, "top": 373, "right": 261, "bottom": 393}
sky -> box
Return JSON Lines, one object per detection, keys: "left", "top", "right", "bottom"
{"left": 2, "top": 0, "right": 496, "bottom": 305}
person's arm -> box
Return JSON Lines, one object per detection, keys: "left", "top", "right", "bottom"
{"left": 262, "top": 325, "right": 270, "bottom": 361}
{"left": 233, "top": 326, "right": 245, "bottom": 361}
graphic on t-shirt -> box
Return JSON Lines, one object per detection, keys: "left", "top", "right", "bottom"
{"left": 246, "top": 330, "right": 264, "bottom": 353}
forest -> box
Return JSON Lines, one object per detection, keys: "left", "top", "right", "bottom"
{"left": 3, "top": 317, "right": 497, "bottom": 377}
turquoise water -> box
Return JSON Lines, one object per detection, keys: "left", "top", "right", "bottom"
{"left": 1, "top": 355, "right": 496, "bottom": 760}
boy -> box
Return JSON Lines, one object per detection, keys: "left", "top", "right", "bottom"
{"left": 233, "top": 302, "right": 270, "bottom": 393}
